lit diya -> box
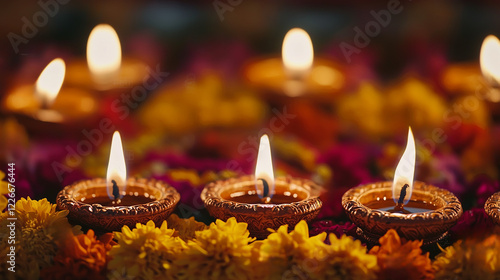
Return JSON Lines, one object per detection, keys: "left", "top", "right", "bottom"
{"left": 201, "top": 134, "right": 322, "bottom": 238}
{"left": 342, "top": 127, "right": 463, "bottom": 245}
{"left": 243, "top": 28, "right": 345, "bottom": 99}
{"left": 64, "top": 24, "right": 149, "bottom": 92}
{"left": 1, "top": 58, "right": 98, "bottom": 132}
{"left": 57, "top": 131, "right": 180, "bottom": 232}
{"left": 485, "top": 192, "right": 500, "bottom": 226}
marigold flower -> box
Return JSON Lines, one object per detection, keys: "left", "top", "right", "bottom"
{"left": 0, "top": 171, "right": 9, "bottom": 211}
{"left": 0, "top": 197, "right": 75, "bottom": 280}
{"left": 166, "top": 214, "right": 208, "bottom": 241}
{"left": 41, "top": 230, "right": 114, "bottom": 280}
{"left": 369, "top": 229, "right": 433, "bottom": 280}
{"left": 107, "top": 220, "right": 186, "bottom": 280}
{"left": 257, "top": 220, "right": 327, "bottom": 279}
{"left": 174, "top": 217, "right": 256, "bottom": 280}
{"left": 433, "top": 234, "right": 500, "bottom": 280}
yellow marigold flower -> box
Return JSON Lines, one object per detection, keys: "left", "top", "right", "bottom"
{"left": 0, "top": 197, "right": 75, "bottom": 280}
{"left": 312, "top": 234, "right": 378, "bottom": 280}
{"left": 108, "top": 220, "right": 186, "bottom": 280}
{"left": 258, "top": 220, "right": 327, "bottom": 279}
{"left": 41, "top": 230, "right": 114, "bottom": 280}
{"left": 0, "top": 171, "right": 9, "bottom": 211}
{"left": 174, "top": 217, "right": 256, "bottom": 280}
{"left": 166, "top": 214, "right": 208, "bottom": 241}
{"left": 369, "top": 229, "right": 433, "bottom": 280}
{"left": 433, "top": 234, "right": 500, "bottom": 280}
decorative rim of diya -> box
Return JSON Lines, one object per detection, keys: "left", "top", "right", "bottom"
{"left": 201, "top": 175, "right": 323, "bottom": 238}
{"left": 342, "top": 181, "right": 463, "bottom": 245}
{"left": 485, "top": 191, "right": 500, "bottom": 226}
{"left": 57, "top": 177, "right": 180, "bottom": 232}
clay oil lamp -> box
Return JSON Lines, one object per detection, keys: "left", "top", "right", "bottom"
{"left": 201, "top": 134, "right": 322, "bottom": 238}
{"left": 2, "top": 58, "right": 98, "bottom": 134}
{"left": 57, "top": 131, "right": 180, "bottom": 232}
{"left": 342, "top": 128, "right": 463, "bottom": 245}
{"left": 485, "top": 192, "right": 500, "bottom": 226}
{"left": 243, "top": 28, "right": 345, "bottom": 100}
{"left": 65, "top": 24, "right": 148, "bottom": 92}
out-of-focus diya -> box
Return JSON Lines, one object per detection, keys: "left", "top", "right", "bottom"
{"left": 65, "top": 24, "right": 149, "bottom": 92}
{"left": 1, "top": 58, "right": 98, "bottom": 134}
{"left": 243, "top": 28, "right": 345, "bottom": 100}
{"left": 201, "top": 135, "right": 322, "bottom": 238}
{"left": 57, "top": 131, "right": 180, "bottom": 232}
{"left": 485, "top": 192, "right": 500, "bottom": 226}
{"left": 342, "top": 128, "right": 462, "bottom": 245}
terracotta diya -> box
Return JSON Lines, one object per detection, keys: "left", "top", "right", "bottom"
{"left": 485, "top": 192, "right": 500, "bottom": 226}
{"left": 201, "top": 135, "right": 322, "bottom": 238}
{"left": 57, "top": 131, "right": 180, "bottom": 232}
{"left": 2, "top": 58, "right": 98, "bottom": 134}
{"left": 342, "top": 128, "right": 462, "bottom": 245}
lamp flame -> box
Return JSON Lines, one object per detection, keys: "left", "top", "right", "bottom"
{"left": 35, "top": 58, "right": 65, "bottom": 107}
{"left": 87, "top": 24, "right": 122, "bottom": 85}
{"left": 392, "top": 127, "right": 416, "bottom": 205}
{"left": 255, "top": 134, "right": 275, "bottom": 199}
{"left": 480, "top": 35, "right": 500, "bottom": 87}
{"left": 106, "top": 131, "right": 126, "bottom": 200}
{"left": 282, "top": 28, "right": 314, "bottom": 79}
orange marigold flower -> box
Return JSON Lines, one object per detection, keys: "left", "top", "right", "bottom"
{"left": 369, "top": 229, "right": 434, "bottom": 280}
{"left": 41, "top": 230, "right": 114, "bottom": 280}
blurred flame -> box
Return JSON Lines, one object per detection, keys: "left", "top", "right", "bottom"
{"left": 255, "top": 134, "right": 275, "bottom": 198}
{"left": 106, "top": 131, "right": 126, "bottom": 199}
{"left": 35, "top": 58, "right": 65, "bottom": 107}
{"left": 282, "top": 28, "right": 313, "bottom": 79}
{"left": 87, "top": 24, "right": 121, "bottom": 84}
{"left": 392, "top": 127, "right": 416, "bottom": 204}
{"left": 480, "top": 35, "right": 500, "bottom": 86}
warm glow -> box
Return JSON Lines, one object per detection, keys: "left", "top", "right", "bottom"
{"left": 35, "top": 58, "right": 65, "bottom": 107}
{"left": 480, "top": 35, "right": 500, "bottom": 86}
{"left": 282, "top": 28, "right": 314, "bottom": 79}
{"left": 87, "top": 24, "right": 122, "bottom": 84}
{"left": 106, "top": 131, "right": 127, "bottom": 199}
{"left": 254, "top": 134, "right": 275, "bottom": 198}
{"left": 392, "top": 127, "right": 416, "bottom": 204}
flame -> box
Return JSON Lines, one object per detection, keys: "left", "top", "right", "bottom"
{"left": 87, "top": 24, "right": 122, "bottom": 85}
{"left": 282, "top": 28, "right": 314, "bottom": 79}
{"left": 392, "top": 127, "right": 416, "bottom": 204}
{"left": 480, "top": 35, "right": 500, "bottom": 86}
{"left": 254, "top": 134, "right": 275, "bottom": 199}
{"left": 35, "top": 58, "right": 65, "bottom": 107}
{"left": 106, "top": 131, "right": 127, "bottom": 199}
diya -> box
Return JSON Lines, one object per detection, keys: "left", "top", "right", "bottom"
{"left": 2, "top": 58, "right": 98, "bottom": 134}
{"left": 243, "top": 28, "right": 345, "bottom": 100}
{"left": 342, "top": 128, "right": 462, "bottom": 245}
{"left": 57, "top": 131, "right": 180, "bottom": 232}
{"left": 201, "top": 134, "right": 322, "bottom": 238}
{"left": 485, "top": 192, "right": 500, "bottom": 226}
{"left": 64, "top": 24, "right": 149, "bottom": 92}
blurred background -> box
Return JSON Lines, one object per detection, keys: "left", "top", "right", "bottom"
{"left": 1, "top": 0, "right": 500, "bottom": 221}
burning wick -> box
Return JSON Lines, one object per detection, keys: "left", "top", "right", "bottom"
{"left": 258, "top": 178, "right": 271, "bottom": 204}
{"left": 111, "top": 179, "right": 121, "bottom": 203}
{"left": 388, "top": 184, "right": 410, "bottom": 214}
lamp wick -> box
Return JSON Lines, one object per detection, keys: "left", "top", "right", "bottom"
{"left": 111, "top": 179, "right": 120, "bottom": 200}
{"left": 394, "top": 184, "right": 409, "bottom": 211}
{"left": 258, "top": 178, "right": 271, "bottom": 203}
